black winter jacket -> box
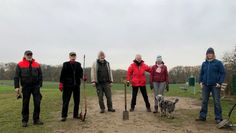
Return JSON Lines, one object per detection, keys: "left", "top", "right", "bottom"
{"left": 14, "top": 58, "right": 43, "bottom": 88}
{"left": 60, "top": 61, "right": 83, "bottom": 87}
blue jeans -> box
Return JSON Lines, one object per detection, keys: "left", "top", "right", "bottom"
{"left": 199, "top": 85, "right": 222, "bottom": 121}
{"left": 153, "top": 82, "right": 166, "bottom": 106}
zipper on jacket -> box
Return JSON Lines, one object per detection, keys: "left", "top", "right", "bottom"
{"left": 71, "top": 63, "right": 76, "bottom": 86}
{"left": 29, "top": 61, "right": 33, "bottom": 83}
{"left": 206, "top": 61, "right": 210, "bottom": 86}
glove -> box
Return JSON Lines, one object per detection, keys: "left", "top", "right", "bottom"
{"left": 150, "top": 84, "right": 154, "bottom": 90}
{"left": 216, "top": 83, "right": 221, "bottom": 88}
{"left": 126, "top": 81, "right": 130, "bottom": 87}
{"left": 59, "top": 83, "right": 63, "bottom": 92}
{"left": 83, "top": 75, "right": 87, "bottom": 81}
{"left": 166, "top": 83, "right": 169, "bottom": 92}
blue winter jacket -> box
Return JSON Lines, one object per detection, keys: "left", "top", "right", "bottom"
{"left": 199, "top": 59, "right": 225, "bottom": 86}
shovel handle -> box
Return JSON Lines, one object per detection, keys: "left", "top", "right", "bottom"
{"left": 124, "top": 83, "right": 127, "bottom": 111}
{"left": 228, "top": 103, "right": 236, "bottom": 118}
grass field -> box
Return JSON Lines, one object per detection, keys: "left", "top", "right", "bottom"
{"left": 0, "top": 80, "right": 235, "bottom": 133}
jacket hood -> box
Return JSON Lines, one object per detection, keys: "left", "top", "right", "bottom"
{"left": 133, "top": 60, "right": 144, "bottom": 66}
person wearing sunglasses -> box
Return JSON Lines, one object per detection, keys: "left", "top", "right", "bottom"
{"left": 14, "top": 50, "right": 43, "bottom": 127}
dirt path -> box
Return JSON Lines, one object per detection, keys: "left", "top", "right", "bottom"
{"left": 52, "top": 91, "right": 234, "bottom": 133}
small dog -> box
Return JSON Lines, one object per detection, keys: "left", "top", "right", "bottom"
{"left": 156, "top": 95, "right": 179, "bottom": 119}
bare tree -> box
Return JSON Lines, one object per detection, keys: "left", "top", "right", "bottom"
{"left": 222, "top": 45, "right": 236, "bottom": 95}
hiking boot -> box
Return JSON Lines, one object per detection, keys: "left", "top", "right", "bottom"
{"left": 147, "top": 108, "right": 151, "bottom": 112}
{"left": 100, "top": 109, "right": 105, "bottom": 113}
{"left": 216, "top": 119, "right": 222, "bottom": 124}
{"left": 73, "top": 116, "right": 80, "bottom": 119}
{"left": 108, "top": 109, "right": 116, "bottom": 112}
{"left": 22, "top": 122, "right": 28, "bottom": 127}
{"left": 195, "top": 117, "right": 206, "bottom": 122}
{"left": 153, "top": 106, "right": 158, "bottom": 113}
{"left": 33, "top": 120, "right": 44, "bottom": 125}
{"left": 130, "top": 108, "right": 134, "bottom": 112}
{"left": 153, "top": 110, "right": 158, "bottom": 113}
{"left": 61, "top": 117, "right": 67, "bottom": 122}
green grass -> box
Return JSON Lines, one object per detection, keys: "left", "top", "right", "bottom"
{"left": 0, "top": 80, "right": 235, "bottom": 133}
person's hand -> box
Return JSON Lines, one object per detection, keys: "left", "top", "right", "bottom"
{"left": 200, "top": 83, "right": 204, "bottom": 89}
{"left": 83, "top": 75, "right": 87, "bottom": 82}
{"left": 15, "top": 88, "right": 22, "bottom": 99}
{"left": 109, "top": 83, "right": 113, "bottom": 87}
{"left": 150, "top": 84, "right": 154, "bottom": 90}
{"left": 126, "top": 81, "right": 130, "bottom": 87}
{"left": 15, "top": 88, "right": 20, "bottom": 94}
{"left": 166, "top": 83, "right": 169, "bottom": 92}
{"left": 59, "top": 83, "right": 63, "bottom": 92}
{"left": 216, "top": 83, "right": 221, "bottom": 88}
{"left": 92, "top": 83, "right": 96, "bottom": 87}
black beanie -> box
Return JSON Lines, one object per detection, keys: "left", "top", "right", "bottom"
{"left": 206, "top": 47, "right": 215, "bottom": 55}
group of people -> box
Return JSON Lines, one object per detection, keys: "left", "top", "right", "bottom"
{"left": 126, "top": 54, "right": 169, "bottom": 113}
{"left": 14, "top": 47, "right": 225, "bottom": 127}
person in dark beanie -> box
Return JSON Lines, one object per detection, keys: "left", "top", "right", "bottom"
{"left": 196, "top": 47, "right": 225, "bottom": 124}
{"left": 91, "top": 51, "right": 115, "bottom": 113}
{"left": 59, "top": 52, "right": 84, "bottom": 121}
{"left": 14, "top": 50, "right": 43, "bottom": 127}
{"left": 150, "top": 55, "right": 169, "bottom": 113}
{"left": 127, "top": 54, "right": 152, "bottom": 112}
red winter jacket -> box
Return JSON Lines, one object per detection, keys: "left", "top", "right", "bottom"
{"left": 14, "top": 58, "right": 43, "bottom": 88}
{"left": 150, "top": 64, "right": 168, "bottom": 83}
{"left": 127, "top": 60, "right": 151, "bottom": 87}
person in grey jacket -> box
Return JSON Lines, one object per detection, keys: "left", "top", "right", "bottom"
{"left": 91, "top": 51, "right": 115, "bottom": 113}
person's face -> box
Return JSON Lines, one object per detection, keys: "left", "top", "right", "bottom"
{"left": 99, "top": 53, "right": 105, "bottom": 60}
{"left": 156, "top": 60, "right": 162, "bottom": 64}
{"left": 69, "top": 55, "right": 76, "bottom": 61}
{"left": 25, "top": 53, "right": 33, "bottom": 61}
{"left": 207, "top": 53, "right": 214, "bottom": 60}
{"left": 135, "top": 55, "right": 142, "bottom": 62}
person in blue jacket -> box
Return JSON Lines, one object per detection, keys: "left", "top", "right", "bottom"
{"left": 196, "top": 47, "right": 225, "bottom": 124}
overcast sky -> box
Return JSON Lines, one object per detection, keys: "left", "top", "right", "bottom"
{"left": 0, "top": 0, "right": 235, "bottom": 69}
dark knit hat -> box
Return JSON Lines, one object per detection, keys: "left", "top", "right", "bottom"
{"left": 69, "top": 52, "right": 76, "bottom": 56}
{"left": 24, "top": 50, "right": 33, "bottom": 55}
{"left": 206, "top": 47, "right": 215, "bottom": 55}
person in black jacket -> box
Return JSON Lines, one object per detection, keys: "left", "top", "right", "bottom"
{"left": 14, "top": 50, "right": 43, "bottom": 127}
{"left": 59, "top": 52, "right": 83, "bottom": 121}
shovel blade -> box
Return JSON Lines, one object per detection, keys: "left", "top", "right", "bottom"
{"left": 217, "top": 119, "right": 230, "bottom": 129}
{"left": 123, "top": 111, "right": 129, "bottom": 120}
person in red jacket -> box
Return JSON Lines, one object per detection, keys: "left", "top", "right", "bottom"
{"left": 127, "top": 54, "right": 151, "bottom": 112}
{"left": 14, "top": 50, "right": 43, "bottom": 127}
{"left": 150, "top": 55, "right": 169, "bottom": 113}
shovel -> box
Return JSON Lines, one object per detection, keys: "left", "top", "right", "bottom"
{"left": 217, "top": 102, "right": 236, "bottom": 129}
{"left": 123, "top": 82, "right": 129, "bottom": 120}
{"left": 80, "top": 54, "right": 87, "bottom": 122}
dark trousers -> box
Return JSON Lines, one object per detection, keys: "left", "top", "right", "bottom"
{"left": 62, "top": 86, "right": 80, "bottom": 118}
{"left": 96, "top": 83, "right": 113, "bottom": 110}
{"left": 199, "top": 85, "right": 222, "bottom": 120}
{"left": 131, "top": 86, "right": 151, "bottom": 109}
{"left": 22, "top": 86, "right": 42, "bottom": 123}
